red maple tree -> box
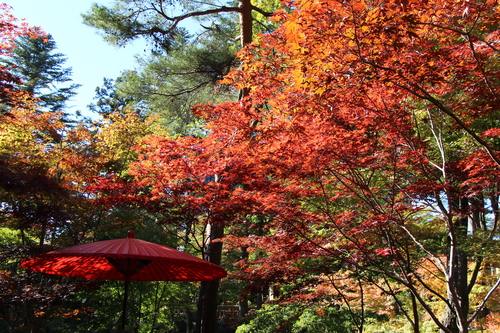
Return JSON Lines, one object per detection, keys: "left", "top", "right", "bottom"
{"left": 93, "top": 0, "right": 500, "bottom": 332}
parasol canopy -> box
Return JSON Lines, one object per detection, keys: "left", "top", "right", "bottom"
{"left": 21, "top": 230, "right": 226, "bottom": 330}
{"left": 21, "top": 230, "right": 227, "bottom": 282}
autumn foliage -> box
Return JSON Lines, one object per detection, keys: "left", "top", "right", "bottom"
{"left": 89, "top": 0, "right": 500, "bottom": 332}
{"left": 0, "top": 5, "right": 167, "bottom": 330}
{"left": 0, "top": 4, "right": 41, "bottom": 108}
{"left": 2, "top": 0, "right": 500, "bottom": 332}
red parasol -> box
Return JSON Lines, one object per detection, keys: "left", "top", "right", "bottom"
{"left": 21, "top": 230, "right": 226, "bottom": 330}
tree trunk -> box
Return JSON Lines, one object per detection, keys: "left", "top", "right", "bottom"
{"left": 239, "top": 246, "right": 249, "bottom": 319}
{"left": 195, "top": 2, "right": 253, "bottom": 331}
{"left": 195, "top": 222, "right": 224, "bottom": 333}
{"left": 238, "top": 0, "right": 253, "bottom": 99}
{"left": 239, "top": 0, "right": 253, "bottom": 47}
{"left": 410, "top": 292, "right": 420, "bottom": 333}
{"left": 442, "top": 198, "right": 470, "bottom": 333}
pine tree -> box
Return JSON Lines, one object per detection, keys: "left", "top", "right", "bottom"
{"left": 4, "top": 31, "right": 80, "bottom": 117}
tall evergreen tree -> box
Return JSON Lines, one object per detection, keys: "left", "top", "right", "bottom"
{"left": 88, "top": 77, "right": 138, "bottom": 117}
{"left": 112, "top": 26, "right": 238, "bottom": 136}
{"left": 4, "top": 31, "right": 80, "bottom": 116}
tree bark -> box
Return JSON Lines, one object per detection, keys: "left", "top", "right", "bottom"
{"left": 239, "top": 0, "right": 253, "bottom": 47}
{"left": 195, "top": 222, "right": 224, "bottom": 333}
{"left": 441, "top": 198, "right": 470, "bottom": 333}
{"left": 238, "top": 246, "right": 249, "bottom": 319}
{"left": 410, "top": 292, "right": 420, "bottom": 333}
{"left": 195, "top": 2, "right": 253, "bottom": 331}
{"left": 238, "top": 0, "right": 253, "bottom": 99}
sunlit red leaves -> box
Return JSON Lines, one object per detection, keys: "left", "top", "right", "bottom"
{"left": 89, "top": 1, "right": 500, "bottom": 328}
{"left": 98, "top": 132, "right": 309, "bottom": 229}
{"left": 199, "top": 4, "right": 500, "bottom": 324}
{"left": 0, "top": 3, "right": 43, "bottom": 57}
{"left": 233, "top": 0, "right": 500, "bottom": 127}
{"left": 0, "top": 4, "right": 45, "bottom": 109}
{"left": 460, "top": 150, "right": 500, "bottom": 197}
{"left": 220, "top": 0, "right": 500, "bottom": 207}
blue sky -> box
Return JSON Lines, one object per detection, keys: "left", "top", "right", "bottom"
{"left": 9, "top": 0, "right": 146, "bottom": 118}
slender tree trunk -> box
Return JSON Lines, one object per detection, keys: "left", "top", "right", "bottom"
{"left": 239, "top": 246, "right": 249, "bottom": 319}
{"left": 239, "top": 0, "right": 253, "bottom": 47}
{"left": 238, "top": 0, "right": 253, "bottom": 99}
{"left": 195, "top": 222, "right": 224, "bottom": 333}
{"left": 410, "top": 291, "right": 420, "bottom": 333}
{"left": 442, "top": 256, "right": 468, "bottom": 333}
{"left": 196, "top": 280, "right": 221, "bottom": 333}
{"left": 442, "top": 198, "right": 470, "bottom": 333}
{"left": 195, "top": 2, "right": 253, "bottom": 332}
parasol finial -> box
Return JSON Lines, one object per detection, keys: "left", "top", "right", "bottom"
{"left": 127, "top": 230, "right": 135, "bottom": 238}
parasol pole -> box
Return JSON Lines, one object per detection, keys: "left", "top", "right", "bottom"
{"left": 19, "top": 230, "right": 227, "bottom": 332}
